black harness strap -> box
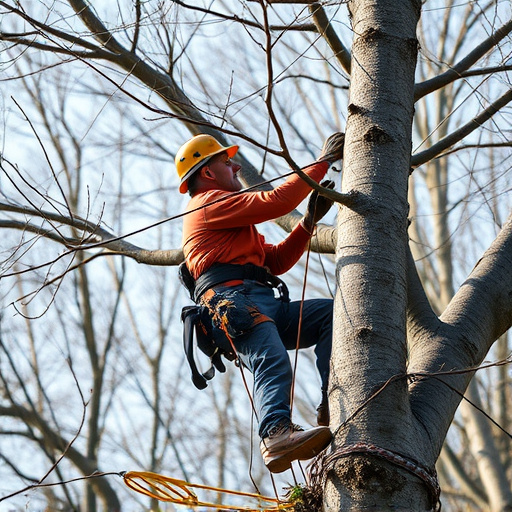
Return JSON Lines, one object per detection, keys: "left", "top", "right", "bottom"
{"left": 193, "top": 263, "right": 290, "bottom": 302}
{"left": 181, "top": 306, "right": 212, "bottom": 390}
{"left": 181, "top": 305, "right": 229, "bottom": 390}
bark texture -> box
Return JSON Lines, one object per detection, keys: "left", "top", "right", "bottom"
{"left": 323, "top": 0, "right": 512, "bottom": 504}
{"left": 325, "top": 0, "right": 439, "bottom": 508}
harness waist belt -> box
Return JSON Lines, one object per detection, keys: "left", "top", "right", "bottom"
{"left": 193, "top": 263, "right": 289, "bottom": 302}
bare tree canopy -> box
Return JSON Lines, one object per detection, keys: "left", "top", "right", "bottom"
{"left": 0, "top": 0, "right": 511, "bottom": 511}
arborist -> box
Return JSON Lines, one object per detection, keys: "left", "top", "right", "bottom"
{"left": 176, "top": 133, "right": 344, "bottom": 473}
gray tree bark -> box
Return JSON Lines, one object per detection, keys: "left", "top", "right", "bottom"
{"left": 323, "top": 0, "right": 512, "bottom": 509}
{"left": 1, "top": 2, "right": 511, "bottom": 510}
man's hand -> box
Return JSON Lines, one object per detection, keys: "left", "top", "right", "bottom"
{"left": 302, "top": 180, "right": 335, "bottom": 234}
{"left": 317, "top": 132, "right": 345, "bottom": 165}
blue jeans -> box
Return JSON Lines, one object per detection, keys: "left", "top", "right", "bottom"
{"left": 201, "top": 280, "right": 332, "bottom": 439}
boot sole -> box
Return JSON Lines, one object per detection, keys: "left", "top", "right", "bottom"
{"left": 263, "top": 429, "right": 332, "bottom": 473}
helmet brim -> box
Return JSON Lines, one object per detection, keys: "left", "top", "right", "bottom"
{"left": 179, "top": 144, "right": 239, "bottom": 193}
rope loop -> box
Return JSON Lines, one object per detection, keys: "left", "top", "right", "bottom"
{"left": 318, "top": 443, "right": 441, "bottom": 511}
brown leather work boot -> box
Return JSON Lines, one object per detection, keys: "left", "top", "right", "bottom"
{"left": 260, "top": 423, "right": 332, "bottom": 473}
{"left": 316, "top": 392, "right": 330, "bottom": 426}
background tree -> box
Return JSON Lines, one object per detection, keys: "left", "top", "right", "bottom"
{"left": 0, "top": 0, "right": 511, "bottom": 511}
{"left": 409, "top": 6, "right": 512, "bottom": 509}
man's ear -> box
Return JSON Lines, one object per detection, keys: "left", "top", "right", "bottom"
{"left": 202, "top": 167, "right": 214, "bottom": 180}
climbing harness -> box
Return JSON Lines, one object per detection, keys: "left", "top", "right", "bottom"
{"left": 122, "top": 470, "right": 294, "bottom": 511}
{"left": 178, "top": 262, "right": 290, "bottom": 389}
{"left": 190, "top": 262, "right": 290, "bottom": 303}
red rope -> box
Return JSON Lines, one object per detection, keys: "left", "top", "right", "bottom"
{"left": 289, "top": 234, "right": 313, "bottom": 416}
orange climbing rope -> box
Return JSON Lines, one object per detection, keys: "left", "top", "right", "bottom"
{"left": 123, "top": 471, "right": 295, "bottom": 511}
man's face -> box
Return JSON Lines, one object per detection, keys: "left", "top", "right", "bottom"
{"left": 205, "top": 152, "right": 242, "bottom": 192}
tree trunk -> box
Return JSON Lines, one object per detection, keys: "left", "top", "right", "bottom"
{"left": 325, "top": 0, "right": 424, "bottom": 508}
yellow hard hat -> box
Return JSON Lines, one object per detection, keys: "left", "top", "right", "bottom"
{"left": 175, "top": 134, "right": 239, "bottom": 193}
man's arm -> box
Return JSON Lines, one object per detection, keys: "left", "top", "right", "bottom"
{"left": 263, "top": 181, "right": 335, "bottom": 275}
{"left": 200, "top": 162, "right": 330, "bottom": 229}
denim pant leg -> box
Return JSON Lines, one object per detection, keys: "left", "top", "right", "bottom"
{"left": 241, "top": 285, "right": 333, "bottom": 433}
{"left": 235, "top": 322, "right": 293, "bottom": 439}
{"left": 274, "top": 298, "right": 333, "bottom": 394}
{"left": 205, "top": 282, "right": 333, "bottom": 438}
{"left": 204, "top": 282, "right": 294, "bottom": 439}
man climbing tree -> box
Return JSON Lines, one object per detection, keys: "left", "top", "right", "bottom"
{"left": 176, "top": 132, "right": 344, "bottom": 473}
{"left": 0, "top": 1, "right": 511, "bottom": 510}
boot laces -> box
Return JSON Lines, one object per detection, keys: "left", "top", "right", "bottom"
{"left": 267, "top": 422, "right": 304, "bottom": 438}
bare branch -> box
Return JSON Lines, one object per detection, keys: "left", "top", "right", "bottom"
{"left": 0, "top": 201, "right": 102, "bottom": 240}
{"left": 276, "top": 73, "right": 348, "bottom": 89}
{"left": 130, "top": 0, "right": 142, "bottom": 53}
{"left": 166, "top": 0, "right": 263, "bottom": 30}
{"left": 411, "top": 88, "right": 512, "bottom": 168}
{"left": 0, "top": 220, "right": 78, "bottom": 245}
{"left": 0, "top": 2, "right": 117, "bottom": 58}
{"left": 0, "top": 35, "right": 111, "bottom": 59}
{"left": 436, "top": 141, "right": 512, "bottom": 159}
{"left": 309, "top": 2, "right": 351, "bottom": 74}
{"left": 414, "top": 19, "right": 512, "bottom": 100}
{"left": 460, "top": 64, "right": 512, "bottom": 79}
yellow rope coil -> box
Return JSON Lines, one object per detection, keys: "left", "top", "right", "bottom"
{"left": 123, "top": 471, "right": 294, "bottom": 511}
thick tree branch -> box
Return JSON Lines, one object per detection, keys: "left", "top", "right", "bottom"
{"left": 0, "top": 201, "right": 103, "bottom": 240}
{"left": 411, "top": 88, "right": 512, "bottom": 168}
{"left": 276, "top": 214, "right": 337, "bottom": 255}
{"left": 309, "top": 2, "right": 351, "bottom": 74}
{"left": 0, "top": 201, "right": 185, "bottom": 265}
{"left": 0, "top": 220, "right": 78, "bottom": 245}
{"left": 408, "top": 213, "right": 512, "bottom": 462}
{"left": 414, "top": 19, "right": 512, "bottom": 100}
{"left": 442, "top": 213, "right": 512, "bottom": 349}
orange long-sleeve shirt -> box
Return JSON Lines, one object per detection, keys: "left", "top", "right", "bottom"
{"left": 182, "top": 161, "right": 329, "bottom": 279}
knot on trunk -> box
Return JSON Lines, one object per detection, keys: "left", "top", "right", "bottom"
{"left": 357, "top": 327, "right": 373, "bottom": 341}
{"left": 363, "top": 126, "right": 394, "bottom": 145}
